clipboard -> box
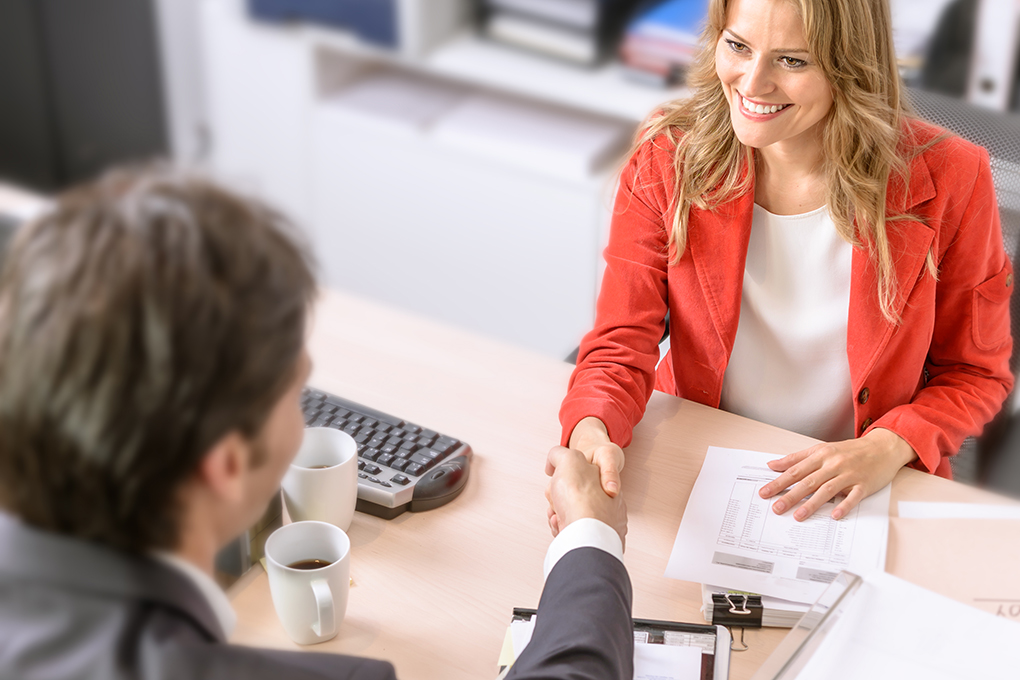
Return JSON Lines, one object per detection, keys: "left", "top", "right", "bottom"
{"left": 502, "top": 607, "right": 731, "bottom": 680}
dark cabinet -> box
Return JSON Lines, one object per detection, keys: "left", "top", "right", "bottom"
{"left": 0, "top": 0, "right": 169, "bottom": 191}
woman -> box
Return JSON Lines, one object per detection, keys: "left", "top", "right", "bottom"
{"left": 560, "top": 0, "right": 1013, "bottom": 522}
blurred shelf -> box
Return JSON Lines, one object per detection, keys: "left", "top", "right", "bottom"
{"left": 424, "top": 33, "right": 688, "bottom": 122}
{"left": 307, "top": 27, "right": 688, "bottom": 123}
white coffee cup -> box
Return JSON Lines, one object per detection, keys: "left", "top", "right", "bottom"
{"left": 282, "top": 427, "right": 358, "bottom": 531}
{"left": 264, "top": 520, "right": 351, "bottom": 645}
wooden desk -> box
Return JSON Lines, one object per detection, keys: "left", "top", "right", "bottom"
{"left": 228, "top": 289, "right": 1020, "bottom": 679}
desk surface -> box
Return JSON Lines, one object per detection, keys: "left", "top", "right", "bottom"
{"left": 228, "top": 290, "right": 1020, "bottom": 680}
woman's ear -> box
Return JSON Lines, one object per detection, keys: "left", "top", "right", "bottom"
{"left": 194, "top": 431, "right": 252, "bottom": 504}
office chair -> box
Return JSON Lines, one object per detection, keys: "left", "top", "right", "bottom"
{"left": 906, "top": 88, "right": 1020, "bottom": 492}
{"left": 567, "top": 87, "right": 1020, "bottom": 493}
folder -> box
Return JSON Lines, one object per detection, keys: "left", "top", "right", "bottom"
{"left": 501, "top": 607, "right": 731, "bottom": 679}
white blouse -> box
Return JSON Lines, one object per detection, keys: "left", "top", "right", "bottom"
{"left": 720, "top": 203, "right": 855, "bottom": 442}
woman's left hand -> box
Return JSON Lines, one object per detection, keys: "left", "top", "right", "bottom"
{"left": 759, "top": 428, "right": 917, "bottom": 521}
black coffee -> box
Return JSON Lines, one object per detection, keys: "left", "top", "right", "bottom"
{"left": 287, "top": 558, "right": 334, "bottom": 570}
{"left": 307, "top": 465, "right": 332, "bottom": 469}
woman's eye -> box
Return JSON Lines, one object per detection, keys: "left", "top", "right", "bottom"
{"left": 726, "top": 39, "right": 748, "bottom": 53}
{"left": 780, "top": 56, "right": 807, "bottom": 68}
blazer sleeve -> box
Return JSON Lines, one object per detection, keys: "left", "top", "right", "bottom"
{"left": 559, "top": 137, "right": 673, "bottom": 448}
{"left": 508, "top": 547, "right": 634, "bottom": 680}
{"left": 872, "top": 144, "right": 1014, "bottom": 472}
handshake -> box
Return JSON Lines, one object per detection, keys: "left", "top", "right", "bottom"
{"left": 544, "top": 446, "right": 628, "bottom": 547}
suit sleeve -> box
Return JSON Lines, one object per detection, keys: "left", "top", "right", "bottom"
{"left": 559, "top": 137, "right": 673, "bottom": 448}
{"left": 872, "top": 145, "right": 1014, "bottom": 472}
{"left": 507, "top": 548, "right": 634, "bottom": 680}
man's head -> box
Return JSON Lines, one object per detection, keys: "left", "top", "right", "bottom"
{"left": 0, "top": 167, "right": 316, "bottom": 554}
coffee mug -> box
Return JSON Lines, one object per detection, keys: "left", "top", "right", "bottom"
{"left": 264, "top": 520, "right": 351, "bottom": 645}
{"left": 282, "top": 427, "right": 358, "bottom": 531}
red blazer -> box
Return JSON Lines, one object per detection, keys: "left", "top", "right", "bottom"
{"left": 561, "top": 120, "right": 1014, "bottom": 478}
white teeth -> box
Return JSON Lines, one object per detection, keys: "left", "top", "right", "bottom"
{"left": 742, "top": 96, "right": 787, "bottom": 115}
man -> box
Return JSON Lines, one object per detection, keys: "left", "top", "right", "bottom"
{"left": 0, "top": 168, "right": 632, "bottom": 679}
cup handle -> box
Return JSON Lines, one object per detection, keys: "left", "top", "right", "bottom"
{"left": 310, "top": 578, "right": 335, "bottom": 638}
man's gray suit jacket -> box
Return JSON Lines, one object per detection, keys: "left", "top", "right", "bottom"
{"left": 0, "top": 514, "right": 633, "bottom": 679}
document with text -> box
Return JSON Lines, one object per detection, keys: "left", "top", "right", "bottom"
{"left": 665, "top": 447, "right": 890, "bottom": 603}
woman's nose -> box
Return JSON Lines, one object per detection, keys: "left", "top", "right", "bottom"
{"left": 740, "top": 57, "right": 774, "bottom": 98}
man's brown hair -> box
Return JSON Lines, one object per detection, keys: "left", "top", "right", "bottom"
{"left": 0, "top": 167, "right": 316, "bottom": 553}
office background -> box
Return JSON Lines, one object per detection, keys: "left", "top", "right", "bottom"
{"left": 1, "top": 0, "right": 1018, "bottom": 483}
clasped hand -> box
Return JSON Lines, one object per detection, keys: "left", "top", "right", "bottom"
{"left": 545, "top": 446, "right": 627, "bottom": 546}
{"left": 759, "top": 427, "right": 916, "bottom": 520}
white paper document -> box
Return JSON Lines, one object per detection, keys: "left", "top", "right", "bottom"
{"left": 792, "top": 571, "right": 1018, "bottom": 680}
{"left": 666, "top": 447, "right": 891, "bottom": 603}
{"left": 634, "top": 643, "right": 702, "bottom": 680}
{"left": 898, "top": 501, "right": 1020, "bottom": 519}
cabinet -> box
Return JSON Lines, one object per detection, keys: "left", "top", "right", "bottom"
{"left": 200, "top": 0, "right": 685, "bottom": 358}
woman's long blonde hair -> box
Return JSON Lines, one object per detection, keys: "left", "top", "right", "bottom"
{"left": 641, "top": 0, "right": 930, "bottom": 322}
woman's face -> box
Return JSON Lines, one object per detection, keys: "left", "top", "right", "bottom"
{"left": 715, "top": 0, "right": 833, "bottom": 154}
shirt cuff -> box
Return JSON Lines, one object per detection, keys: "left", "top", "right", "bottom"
{"left": 543, "top": 517, "right": 624, "bottom": 581}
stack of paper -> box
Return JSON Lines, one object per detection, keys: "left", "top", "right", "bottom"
{"left": 701, "top": 584, "right": 808, "bottom": 628}
{"left": 667, "top": 447, "right": 892, "bottom": 625}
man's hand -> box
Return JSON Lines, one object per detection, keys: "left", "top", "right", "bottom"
{"left": 759, "top": 428, "right": 916, "bottom": 521}
{"left": 568, "top": 417, "right": 625, "bottom": 497}
{"left": 545, "top": 446, "right": 627, "bottom": 547}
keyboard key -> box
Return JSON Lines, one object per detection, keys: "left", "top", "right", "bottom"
{"left": 358, "top": 472, "right": 369, "bottom": 479}
{"left": 310, "top": 415, "right": 331, "bottom": 427}
{"left": 405, "top": 463, "right": 425, "bottom": 476}
{"left": 364, "top": 464, "right": 382, "bottom": 475}
{"left": 361, "top": 448, "right": 380, "bottom": 462}
{"left": 358, "top": 460, "right": 366, "bottom": 471}
{"left": 354, "top": 432, "right": 371, "bottom": 445}
{"left": 420, "top": 428, "right": 438, "bottom": 439}
{"left": 403, "top": 424, "right": 422, "bottom": 435}
{"left": 391, "top": 475, "right": 410, "bottom": 486}
{"left": 390, "top": 459, "right": 410, "bottom": 472}
{"left": 349, "top": 415, "right": 365, "bottom": 424}
{"left": 410, "top": 453, "right": 435, "bottom": 469}
{"left": 376, "top": 423, "right": 393, "bottom": 434}
{"left": 368, "top": 437, "right": 387, "bottom": 450}
{"left": 396, "top": 449, "right": 413, "bottom": 460}
{"left": 343, "top": 423, "right": 360, "bottom": 436}
{"left": 399, "top": 441, "right": 418, "bottom": 453}
{"left": 323, "top": 405, "right": 339, "bottom": 414}
{"left": 362, "top": 418, "right": 379, "bottom": 429}
{"left": 434, "top": 436, "right": 459, "bottom": 452}
{"left": 424, "top": 448, "right": 450, "bottom": 463}
{"left": 379, "top": 481, "right": 391, "bottom": 488}
{"left": 376, "top": 454, "right": 395, "bottom": 467}
{"left": 381, "top": 443, "right": 399, "bottom": 455}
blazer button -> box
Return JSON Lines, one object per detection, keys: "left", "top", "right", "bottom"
{"left": 860, "top": 417, "right": 873, "bottom": 434}
{"left": 858, "top": 387, "right": 870, "bottom": 405}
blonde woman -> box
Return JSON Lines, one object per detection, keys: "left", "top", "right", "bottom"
{"left": 559, "top": 0, "right": 1013, "bottom": 523}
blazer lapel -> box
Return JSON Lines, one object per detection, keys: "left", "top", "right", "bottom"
{"left": 847, "top": 152, "right": 938, "bottom": 382}
{"left": 687, "top": 185, "right": 756, "bottom": 357}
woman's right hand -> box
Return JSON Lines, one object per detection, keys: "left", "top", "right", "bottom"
{"left": 568, "top": 417, "right": 625, "bottom": 497}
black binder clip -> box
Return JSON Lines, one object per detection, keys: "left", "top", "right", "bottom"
{"left": 712, "top": 593, "right": 763, "bottom": 652}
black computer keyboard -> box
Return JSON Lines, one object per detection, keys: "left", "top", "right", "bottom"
{"left": 301, "top": 388, "right": 473, "bottom": 519}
